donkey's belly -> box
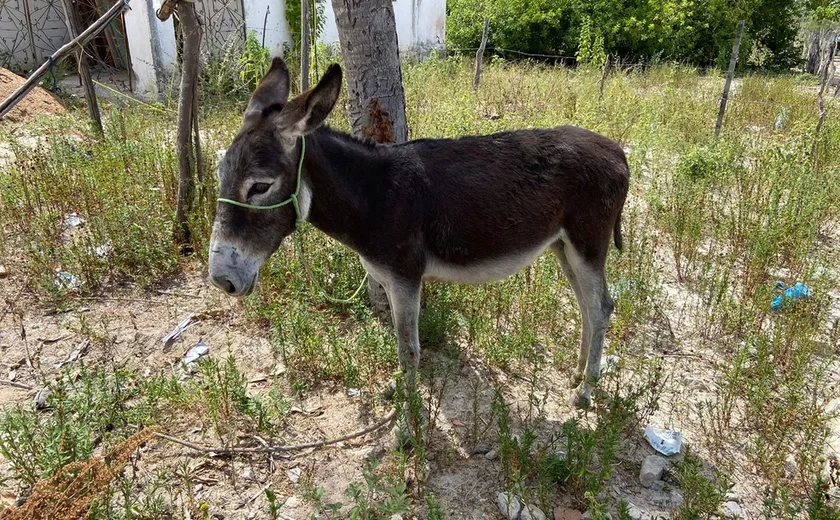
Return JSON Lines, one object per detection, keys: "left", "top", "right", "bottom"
{"left": 424, "top": 230, "right": 565, "bottom": 284}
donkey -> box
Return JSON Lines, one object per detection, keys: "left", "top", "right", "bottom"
{"left": 208, "top": 58, "right": 630, "bottom": 409}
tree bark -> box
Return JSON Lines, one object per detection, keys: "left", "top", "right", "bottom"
{"left": 300, "top": 0, "right": 310, "bottom": 91}
{"left": 331, "top": 0, "right": 408, "bottom": 315}
{"left": 330, "top": 0, "right": 408, "bottom": 143}
{"left": 175, "top": 1, "right": 201, "bottom": 243}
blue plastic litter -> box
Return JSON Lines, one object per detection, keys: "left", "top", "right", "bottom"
{"left": 771, "top": 282, "right": 812, "bottom": 312}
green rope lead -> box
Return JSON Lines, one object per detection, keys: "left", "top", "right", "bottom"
{"left": 217, "top": 136, "right": 369, "bottom": 305}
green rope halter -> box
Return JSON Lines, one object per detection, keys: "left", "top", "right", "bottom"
{"left": 216, "top": 135, "right": 306, "bottom": 219}
{"left": 216, "top": 136, "right": 368, "bottom": 305}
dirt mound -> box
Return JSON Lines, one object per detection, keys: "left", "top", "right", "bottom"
{"left": 0, "top": 68, "right": 66, "bottom": 124}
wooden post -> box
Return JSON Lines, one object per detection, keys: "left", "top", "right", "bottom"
{"left": 473, "top": 18, "right": 489, "bottom": 92}
{"left": 715, "top": 20, "right": 744, "bottom": 139}
{"left": 814, "top": 39, "right": 837, "bottom": 155}
{"left": 301, "top": 0, "right": 310, "bottom": 92}
{"left": 62, "top": 0, "right": 102, "bottom": 133}
{"left": 598, "top": 54, "right": 610, "bottom": 101}
{"left": 174, "top": 0, "right": 201, "bottom": 243}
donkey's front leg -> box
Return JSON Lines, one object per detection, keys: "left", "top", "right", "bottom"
{"left": 387, "top": 280, "right": 422, "bottom": 386}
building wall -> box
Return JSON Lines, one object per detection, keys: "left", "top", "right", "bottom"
{"left": 123, "top": 0, "right": 176, "bottom": 99}
{"left": 320, "top": 0, "right": 445, "bottom": 53}
{"left": 242, "top": 0, "right": 292, "bottom": 57}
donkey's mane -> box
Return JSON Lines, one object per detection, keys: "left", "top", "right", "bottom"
{"left": 317, "top": 125, "right": 379, "bottom": 149}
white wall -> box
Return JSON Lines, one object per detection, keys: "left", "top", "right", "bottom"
{"left": 242, "top": 0, "right": 293, "bottom": 57}
{"left": 320, "top": 0, "right": 445, "bottom": 53}
{"left": 124, "top": 0, "right": 176, "bottom": 99}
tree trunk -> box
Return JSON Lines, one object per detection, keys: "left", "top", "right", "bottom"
{"left": 175, "top": 1, "right": 201, "bottom": 243}
{"left": 331, "top": 0, "right": 408, "bottom": 316}
{"left": 330, "top": 0, "right": 408, "bottom": 143}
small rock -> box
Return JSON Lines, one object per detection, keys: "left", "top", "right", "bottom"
{"left": 34, "top": 388, "right": 50, "bottom": 410}
{"left": 582, "top": 511, "right": 611, "bottom": 520}
{"left": 670, "top": 491, "right": 684, "bottom": 509}
{"left": 521, "top": 504, "right": 547, "bottom": 520}
{"left": 287, "top": 467, "right": 301, "bottom": 484}
{"left": 390, "top": 515, "right": 403, "bottom": 520}
{"left": 725, "top": 492, "right": 741, "bottom": 503}
{"left": 485, "top": 449, "right": 498, "bottom": 461}
{"left": 554, "top": 507, "right": 582, "bottom": 520}
{"left": 382, "top": 380, "right": 397, "bottom": 401}
{"left": 497, "top": 492, "right": 522, "bottom": 520}
{"left": 472, "top": 444, "right": 493, "bottom": 455}
{"left": 0, "top": 265, "right": 8, "bottom": 278}
{"left": 240, "top": 467, "right": 254, "bottom": 481}
{"left": 246, "top": 512, "right": 256, "bottom": 520}
{"left": 625, "top": 503, "right": 643, "bottom": 520}
{"left": 640, "top": 455, "right": 668, "bottom": 488}
{"left": 650, "top": 480, "right": 665, "bottom": 492}
{"left": 283, "top": 496, "right": 301, "bottom": 509}
{"left": 365, "top": 445, "right": 387, "bottom": 462}
{"left": 784, "top": 453, "right": 797, "bottom": 475}
{"left": 723, "top": 501, "right": 743, "bottom": 518}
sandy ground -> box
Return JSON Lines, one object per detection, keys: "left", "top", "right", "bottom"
{"left": 0, "top": 68, "right": 66, "bottom": 125}
{"left": 3, "top": 253, "right": 837, "bottom": 519}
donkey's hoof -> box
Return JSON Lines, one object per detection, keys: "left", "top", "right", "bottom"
{"left": 570, "top": 387, "right": 591, "bottom": 410}
{"left": 569, "top": 373, "right": 584, "bottom": 389}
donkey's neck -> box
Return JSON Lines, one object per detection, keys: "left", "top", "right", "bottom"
{"left": 302, "top": 127, "right": 390, "bottom": 252}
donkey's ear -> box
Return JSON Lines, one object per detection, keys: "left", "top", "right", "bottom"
{"left": 243, "top": 58, "right": 290, "bottom": 126}
{"left": 273, "top": 64, "right": 342, "bottom": 137}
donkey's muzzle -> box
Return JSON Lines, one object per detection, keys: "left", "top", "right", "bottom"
{"left": 207, "top": 242, "right": 259, "bottom": 297}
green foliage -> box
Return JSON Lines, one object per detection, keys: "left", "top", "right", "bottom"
{"left": 674, "top": 451, "right": 729, "bottom": 519}
{"left": 239, "top": 31, "right": 272, "bottom": 91}
{"left": 447, "top": 0, "right": 805, "bottom": 69}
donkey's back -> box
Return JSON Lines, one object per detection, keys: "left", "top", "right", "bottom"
{"left": 389, "top": 126, "right": 629, "bottom": 276}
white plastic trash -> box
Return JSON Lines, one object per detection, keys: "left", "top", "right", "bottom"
{"left": 182, "top": 341, "right": 209, "bottom": 365}
{"left": 644, "top": 425, "right": 682, "bottom": 456}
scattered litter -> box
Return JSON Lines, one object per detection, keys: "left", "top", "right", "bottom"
{"left": 62, "top": 212, "right": 85, "bottom": 229}
{"left": 600, "top": 355, "right": 620, "bottom": 374}
{"left": 775, "top": 108, "right": 788, "bottom": 131}
{"left": 771, "top": 282, "right": 812, "bottom": 312}
{"left": 54, "top": 270, "right": 81, "bottom": 291}
{"left": 287, "top": 467, "right": 301, "bottom": 484}
{"left": 745, "top": 125, "right": 763, "bottom": 132}
{"left": 0, "top": 264, "right": 7, "bottom": 278}
{"left": 240, "top": 467, "right": 255, "bottom": 481}
{"left": 215, "top": 149, "right": 227, "bottom": 164}
{"left": 644, "top": 424, "right": 682, "bottom": 456}
{"left": 34, "top": 387, "right": 51, "bottom": 410}
{"left": 451, "top": 418, "right": 466, "bottom": 427}
{"left": 53, "top": 342, "right": 89, "bottom": 369}
{"left": 347, "top": 388, "right": 362, "bottom": 397}
{"left": 93, "top": 241, "right": 113, "bottom": 258}
{"left": 182, "top": 341, "right": 209, "bottom": 365}
{"left": 161, "top": 313, "right": 197, "bottom": 349}
{"left": 610, "top": 279, "right": 635, "bottom": 299}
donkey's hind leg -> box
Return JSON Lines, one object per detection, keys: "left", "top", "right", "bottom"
{"left": 557, "top": 238, "right": 614, "bottom": 410}
{"left": 551, "top": 241, "right": 591, "bottom": 390}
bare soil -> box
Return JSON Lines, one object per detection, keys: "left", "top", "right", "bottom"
{"left": 0, "top": 68, "right": 66, "bottom": 125}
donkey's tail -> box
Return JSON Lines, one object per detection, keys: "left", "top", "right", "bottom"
{"left": 613, "top": 211, "right": 623, "bottom": 251}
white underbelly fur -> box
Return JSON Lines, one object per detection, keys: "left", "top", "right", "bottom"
{"left": 423, "top": 229, "right": 567, "bottom": 284}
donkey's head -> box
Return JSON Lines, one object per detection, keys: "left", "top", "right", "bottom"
{"left": 208, "top": 57, "right": 343, "bottom": 296}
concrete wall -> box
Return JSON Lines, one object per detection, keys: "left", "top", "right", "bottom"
{"left": 242, "top": 0, "right": 293, "bottom": 57}
{"left": 124, "top": 0, "right": 176, "bottom": 99}
{"left": 320, "top": 0, "right": 445, "bottom": 53}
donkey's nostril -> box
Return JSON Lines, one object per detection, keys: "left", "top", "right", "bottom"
{"left": 212, "top": 275, "right": 237, "bottom": 294}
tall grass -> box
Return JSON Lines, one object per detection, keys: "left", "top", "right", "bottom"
{"left": 2, "top": 56, "right": 839, "bottom": 515}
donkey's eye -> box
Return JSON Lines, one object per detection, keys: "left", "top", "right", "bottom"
{"left": 249, "top": 183, "right": 271, "bottom": 198}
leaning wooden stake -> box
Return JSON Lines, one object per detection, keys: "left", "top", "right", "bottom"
{"left": 301, "top": 0, "right": 311, "bottom": 91}
{"left": 173, "top": 0, "right": 202, "bottom": 243}
{"left": 715, "top": 20, "right": 744, "bottom": 139}
{"left": 814, "top": 39, "right": 837, "bottom": 155}
{"left": 62, "top": 0, "right": 102, "bottom": 133}
{"left": 0, "top": 0, "right": 127, "bottom": 120}
{"left": 473, "top": 18, "right": 490, "bottom": 92}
